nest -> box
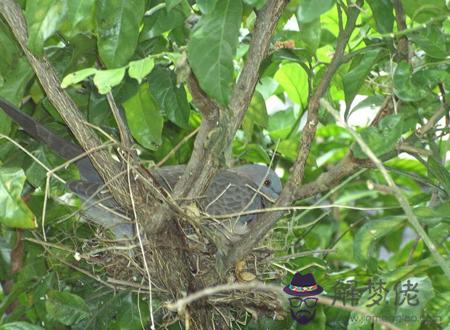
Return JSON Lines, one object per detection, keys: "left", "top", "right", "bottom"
{"left": 33, "top": 200, "right": 288, "bottom": 328}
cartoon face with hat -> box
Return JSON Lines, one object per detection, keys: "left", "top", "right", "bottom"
{"left": 283, "top": 272, "right": 323, "bottom": 325}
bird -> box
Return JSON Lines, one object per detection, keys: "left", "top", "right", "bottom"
{"left": 0, "top": 99, "right": 282, "bottom": 239}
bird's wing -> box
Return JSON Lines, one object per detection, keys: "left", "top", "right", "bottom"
{"left": 0, "top": 98, "right": 102, "bottom": 183}
{"left": 200, "top": 170, "right": 263, "bottom": 224}
{"left": 67, "top": 180, "right": 133, "bottom": 238}
{"left": 152, "top": 165, "right": 187, "bottom": 191}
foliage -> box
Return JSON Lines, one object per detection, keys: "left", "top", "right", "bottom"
{"left": 0, "top": 0, "right": 449, "bottom": 329}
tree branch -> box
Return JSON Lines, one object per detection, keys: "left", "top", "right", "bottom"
{"left": 145, "top": 0, "right": 289, "bottom": 234}
{"left": 0, "top": 0, "right": 169, "bottom": 240}
{"left": 0, "top": 0, "right": 139, "bottom": 207}
{"left": 222, "top": 0, "right": 363, "bottom": 267}
{"left": 393, "top": 0, "right": 409, "bottom": 62}
{"left": 173, "top": 0, "right": 289, "bottom": 200}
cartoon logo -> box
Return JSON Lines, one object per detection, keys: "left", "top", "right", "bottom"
{"left": 283, "top": 272, "right": 323, "bottom": 325}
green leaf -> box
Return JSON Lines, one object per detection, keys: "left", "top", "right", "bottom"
{"left": 25, "top": 0, "right": 67, "bottom": 56}
{"left": 0, "top": 322, "right": 45, "bottom": 330}
{"left": 109, "top": 293, "right": 150, "bottom": 330}
{"left": 187, "top": 0, "right": 243, "bottom": 105}
{"left": 93, "top": 67, "right": 126, "bottom": 94}
{"left": 354, "top": 217, "right": 405, "bottom": 266}
{"left": 353, "top": 114, "right": 404, "bottom": 159}
{"left": 343, "top": 49, "right": 381, "bottom": 110}
{"left": 367, "top": 0, "right": 394, "bottom": 33}
{"left": 96, "top": 0, "right": 145, "bottom": 68}
{"left": 0, "top": 168, "right": 36, "bottom": 229}
{"left": 166, "top": 0, "right": 182, "bottom": 11}
{"left": 25, "top": 147, "right": 51, "bottom": 188}
{"left": 401, "top": 0, "right": 448, "bottom": 23}
{"left": 46, "top": 290, "right": 90, "bottom": 326}
{"left": 197, "top": 0, "right": 218, "bottom": 13}
{"left": 297, "top": 0, "right": 335, "bottom": 24}
{"left": 390, "top": 277, "right": 435, "bottom": 329}
{"left": 274, "top": 63, "right": 308, "bottom": 106}
{"left": 427, "top": 156, "right": 450, "bottom": 195}
{"left": 276, "top": 139, "right": 299, "bottom": 161}
{"left": 246, "top": 92, "right": 268, "bottom": 127}
{"left": 128, "top": 56, "right": 155, "bottom": 84}
{"left": 60, "top": 0, "right": 96, "bottom": 38}
{"left": 141, "top": 4, "right": 186, "bottom": 40}
{"left": 411, "top": 24, "right": 448, "bottom": 59}
{"left": 268, "top": 108, "right": 299, "bottom": 139}
{"left": 0, "top": 57, "right": 34, "bottom": 121}
{"left": 393, "top": 61, "right": 428, "bottom": 102}
{"left": 61, "top": 68, "right": 98, "bottom": 88}
{"left": 123, "top": 83, "right": 163, "bottom": 150}
{"left": 149, "top": 66, "right": 190, "bottom": 128}
{"left": 238, "top": 144, "right": 270, "bottom": 163}
{"left": 0, "top": 20, "right": 21, "bottom": 75}
{"left": 298, "top": 19, "right": 322, "bottom": 53}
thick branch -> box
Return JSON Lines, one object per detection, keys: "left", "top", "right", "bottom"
{"left": 0, "top": 0, "right": 141, "bottom": 209}
{"left": 223, "top": 0, "right": 363, "bottom": 267}
{"left": 142, "top": 0, "right": 289, "bottom": 235}
{"left": 173, "top": 0, "right": 289, "bottom": 201}
{"left": 0, "top": 1, "right": 177, "bottom": 258}
{"left": 393, "top": 0, "right": 409, "bottom": 62}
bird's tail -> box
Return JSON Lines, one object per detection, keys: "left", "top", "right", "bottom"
{"left": 0, "top": 98, "right": 102, "bottom": 182}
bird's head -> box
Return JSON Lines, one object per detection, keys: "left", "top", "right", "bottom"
{"left": 231, "top": 164, "right": 282, "bottom": 202}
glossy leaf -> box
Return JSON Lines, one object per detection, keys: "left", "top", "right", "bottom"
{"left": 123, "top": 83, "right": 163, "bottom": 150}
{"left": 277, "top": 139, "right": 299, "bottom": 161}
{"left": 298, "top": 19, "right": 322, "bottom": 53}
{"left": 128, "top": 56, "right": 155, "bottom": 84}
{"left": 353, "top": 114, "right": 404, "bottom": 159}
{"left": 61, "top": 68, "right": 98, "bottom": 88}
{"left": 96, "top": 0, "right": 145, "bottom": 68}
{"left": 389, "top": 277, "right": 435, "bottom": 329}
{"left": 166, "top": 0, "right": 182, "bottom": 11}
{"left": 93, "top": 67, "right": 126, "bottom": 94}
{"left": 0, "top": 168, "right": 36, "bottom": 229}
{"left": 0, "top": 322, "right": 45, "bottom": 330}
{"left": 427, "top": 156, "right": 450, "bottom": 195}
{"left": 274, "top": 63, "right": 308, "bottom": 106}
{"left": 141, "top": 4, "right": 186, "bottom": 39}
{"left": 411, "top": 24, "right": 448, "bottom": 59}
{"left": 188, "top": 0, "right": 243, "bottom": 105}
{"left": 401, "top": 0, "right": 447, "bottom": 23}
{"left": 367, "top": 0, "right": 394, "bottom": 33}
{"left": 25, "top": 0, "right": 67, "bottom": 56}
{"left": 343, "top": 49, "right": 381, "bottom": 110}
{"left": 297, "top": 0, "right": 335, "bottom": 24}
{"left": 60, "top": 0, "right": 96, "bottom": 38}
{"left": 46, "top": 290, "right": 90, "bottom": 325}
{"left": 197, "top": 0, "right": 218, "bottom": 13}
{"left": 268, "top": 108, "right": 300, "bottom": 139}
{"left": 393, "top": 61, "right": 428, "bottom": 102}
{"left": 0, "top": 58, "right": 33, "bottom": 101}
{"left": 246, "top": 92, "right": 268, "bottom": 127}
{"left": 238, "top": 143, "right": 270, "bottom": 163}
{"left": 149, "top": 66, "right": 190, "bottom": 128}
{"left": 354, "top": 217, "right": 405, "bottom": 266}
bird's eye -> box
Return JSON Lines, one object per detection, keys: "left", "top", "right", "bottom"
{"left": 263, "top": 179, "right": 271, "bottom": 186}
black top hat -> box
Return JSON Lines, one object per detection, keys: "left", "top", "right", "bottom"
{"left": 283, "top": 272, "right": 323, "bottom": 297}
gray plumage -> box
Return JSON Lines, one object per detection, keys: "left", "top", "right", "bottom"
{"left": 69, "top": 164, "right": 281, "bottom": 238}
{"left": 0, "top": 99, "right": 282, "bottom": 239}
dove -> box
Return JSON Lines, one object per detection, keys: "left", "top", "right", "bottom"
{"left": 0, "top": 99, "right": 281, "bottom": 238}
